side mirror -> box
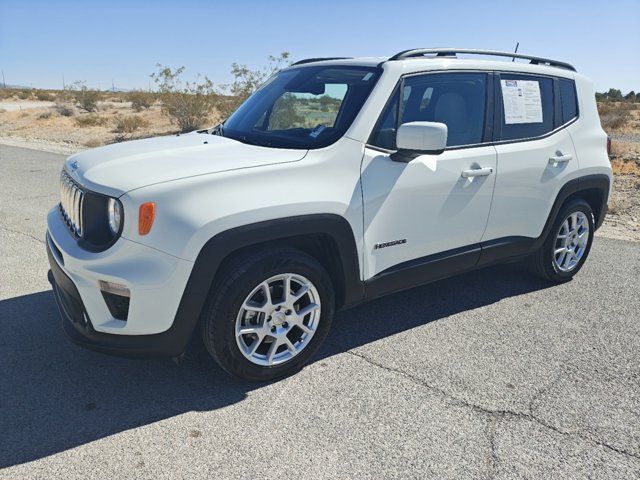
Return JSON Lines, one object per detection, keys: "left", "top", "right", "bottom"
{"left": 391, "top": 121, "right": 448, "bottom": 162}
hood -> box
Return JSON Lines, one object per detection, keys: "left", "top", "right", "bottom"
{"left": 65, "top": 133, "right": 307, "bottom": 197}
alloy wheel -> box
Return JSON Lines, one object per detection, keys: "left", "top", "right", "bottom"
{"left": 235, "top": 273, "right": 321, "bottom": 366}
{"left": 554, "top": 211, "right": 590, "bottom": 272}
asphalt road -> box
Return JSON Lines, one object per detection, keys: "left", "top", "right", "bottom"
{"left": 1, "top": 144, "right": 639, "bottom": 479}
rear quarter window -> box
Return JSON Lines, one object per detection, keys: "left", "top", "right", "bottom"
{"left": 559, "top": 78, "right": 578, "bottom": 124}
{"left": 499, "top": 74, "right": 554, "bottom": 141}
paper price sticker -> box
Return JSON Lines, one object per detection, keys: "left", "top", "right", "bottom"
{"left": 501, "top": 79, "right": 543, "bottom": 124}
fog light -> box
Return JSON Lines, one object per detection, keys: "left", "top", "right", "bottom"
{"left": 99, "top": 280, "right": 130, "bottom": 297}
{"left": 99, "top": 280, "right": 130, "bottom": 321}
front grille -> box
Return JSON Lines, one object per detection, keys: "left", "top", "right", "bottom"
{"left": 59, "top": 170, "right": 84, "bottom": 237}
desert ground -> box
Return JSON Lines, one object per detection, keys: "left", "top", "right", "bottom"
{"left": 0, "top": 89, "right": 638, "bottom": 241}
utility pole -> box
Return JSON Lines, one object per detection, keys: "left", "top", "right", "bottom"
{"left": 1, "top": 70, "right": 5, "bottom": 89}
{"left": 112, "top": 79, "right": 115, "bottom": 92}
{"left": 62, "top": 73, "right": 66, "bottom": 90}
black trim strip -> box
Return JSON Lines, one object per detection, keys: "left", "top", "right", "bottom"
{"left": 365, "top": 244, "right": 481, "bottom": 299}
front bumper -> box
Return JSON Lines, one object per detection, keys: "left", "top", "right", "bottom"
{"left": 47, "top": 237, "right": 194, "bottom": 357}
{"left": 46, "top": 204, "right": 198, "bottom": 357}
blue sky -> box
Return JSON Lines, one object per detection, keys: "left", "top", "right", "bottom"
{"left": 1, "top": 0, "right": 638, "bottom": 92}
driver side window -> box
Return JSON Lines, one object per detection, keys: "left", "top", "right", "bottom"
{"left": 369, "top": 72, "right": 488, "bottom": 149}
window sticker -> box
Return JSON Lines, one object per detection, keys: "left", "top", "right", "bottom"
{"left": 501, "top": 79, "right": 543, "bottom": 124}
{"left": 309, "top": 124, "right": 326, "bottom": 138}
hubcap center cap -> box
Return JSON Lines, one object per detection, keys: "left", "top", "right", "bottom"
{"left": 271, "top": 311, "right": 287, "bottom": 327}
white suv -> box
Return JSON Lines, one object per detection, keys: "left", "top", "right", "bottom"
{"left": 47, "top": 48, "right": 612, "bottom": 380}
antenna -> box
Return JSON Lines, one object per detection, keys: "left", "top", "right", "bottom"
{"left": 512, "top": 42, "right": 519, "bottom": 62}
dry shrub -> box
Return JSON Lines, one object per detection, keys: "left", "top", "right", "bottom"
{"left": 75, "top": 114, "right": 108, "bottom": 127}
{"left": 37, "top": 110, "right": 54, "bottom": 120}
{"left": 35, "top": 90, "right": 54, "bottom": 101}
{"left": 0, "top": 108, "right": 6, "bottom": 114}
{"left": 598, "top": 102, "right": 632, "bottom": 131}
{"left": 54, "top": 98, "right": 76, "bottom": 117}
{"left": 128, "top": 91, "right": 154, "bottom": 111}
{"left": 84, "top": 138, "right": 102, "bottom": 148}
{"left": 16, "top": 90, "right": 31, "bottom": 100}
{"left": 611, "top": 159, "right": 640, "bottom": 176}
{"left": 113, "top": 115, "right": 149, "bottom": 134}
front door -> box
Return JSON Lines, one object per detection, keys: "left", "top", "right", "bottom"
{"left": 361, "top": 71, "right": 496, "bottom": 280}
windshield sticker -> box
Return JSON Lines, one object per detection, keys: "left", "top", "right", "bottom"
{"left": 501, "top": 79, "right": 543, "bottom": 124}
{"left": 362, "top": 72, "right": 374, "bottom": 81}
{"left": 309, "top": 125, "right": 326, "bottom": 138}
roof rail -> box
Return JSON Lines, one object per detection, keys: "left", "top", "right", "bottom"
{"left": 388, "top": 48, "right": 576, "bottom": 71}
{"left": 291, "top": 57, "right": 352, "bottom": 66}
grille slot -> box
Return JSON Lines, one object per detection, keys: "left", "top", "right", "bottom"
{"left": 59, "top": 170, "right": 84, "bottom": 237}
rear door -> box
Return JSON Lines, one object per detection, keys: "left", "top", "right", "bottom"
{"left": 482, "top": 72, "right": 579, "bottom": 242}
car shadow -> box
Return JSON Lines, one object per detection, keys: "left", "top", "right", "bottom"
{"left": 0, "top": 262, "right": 552, "bottom": 468}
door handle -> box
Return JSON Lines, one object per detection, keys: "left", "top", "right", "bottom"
{"left": 548, "top": 153, "right": 573, "bottom": 165}
{"left": 461, "top": 167, "right": 493, "bottom": 178}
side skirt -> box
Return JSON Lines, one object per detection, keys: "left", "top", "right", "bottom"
{"left": 363, "top": 236, "right": 535, "bottom": 302}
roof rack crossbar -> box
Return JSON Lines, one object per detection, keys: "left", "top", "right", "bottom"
{"left": 291, "top": 57, "right": 352, "bottom": 66}
{"left": 388, "top": 48, "right": 576, "bottom": 71}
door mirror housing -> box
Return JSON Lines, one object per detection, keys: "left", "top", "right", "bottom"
{"left": 391, "top": 122, "right": 448, "bottom": 162}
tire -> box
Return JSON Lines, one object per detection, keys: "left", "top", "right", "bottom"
{"left": 529, "top": 198, "right": 595, "bottom": 282}
{"left": 201, "top": 246, "right": 335, "bottom": 381}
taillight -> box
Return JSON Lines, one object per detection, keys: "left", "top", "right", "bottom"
{"left": 607, "top": 136, "right": 612, "bottom": 157}
{"left": 138, "top": 202, "right": 156, "bottom": 235}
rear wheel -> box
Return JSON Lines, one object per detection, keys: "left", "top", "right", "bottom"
{"left": 201, "top": 247, "right": 335, "bottom": 381}
{"left": 530, "top": 198, "right": 594, "bottom": 282}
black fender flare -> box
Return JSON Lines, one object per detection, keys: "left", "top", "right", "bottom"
{"left": 534, "top": 173, "right": 610, "bottom": 250}
{"left": 167, "top": 214, "right": 363, "bottom": 353}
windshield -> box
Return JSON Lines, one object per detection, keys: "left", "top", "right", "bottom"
{"left": 220, "top": 65, "right": 380, "bottom": 149}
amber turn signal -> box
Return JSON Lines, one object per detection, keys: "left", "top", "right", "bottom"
{"left": 138, "top": 202, "right": 156, "bottom": 235}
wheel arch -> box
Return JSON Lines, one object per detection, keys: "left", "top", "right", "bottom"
{"left": 538, "top": 174, "right": 610, "bottom": 249}
{"left": 173, "top": 214, "right": 363, "bottom": 347}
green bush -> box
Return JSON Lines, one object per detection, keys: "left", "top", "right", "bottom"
{"left": 76, "top": 89, "right": 100, "bottom": 112}
{"left": 151, "top": 65, "right": 217, "bottom": 132}
{"left": 150, "top": 53, "right": 291, "bottom": 131}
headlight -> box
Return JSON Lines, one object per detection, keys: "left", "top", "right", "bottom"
{"left": 107, "top": 198, "right": 123, "bottom": 234}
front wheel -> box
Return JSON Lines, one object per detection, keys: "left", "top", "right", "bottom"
{"left": 530, "top": 198, "right": 595, "bottom": 282}
{"left": 201, "top": 248, "right": 335, "bottom": 381}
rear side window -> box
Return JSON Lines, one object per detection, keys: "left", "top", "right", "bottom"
{"left": 499, "top": 74, "right": 554, "bottom": 141}
{"left": 369, "top": 72, "right": 487, "bottom": 149}
{"left": 559, "top": 78, "right": 578, "bottom": 124}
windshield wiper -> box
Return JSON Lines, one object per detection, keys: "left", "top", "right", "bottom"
{"left": 231, "top": 135, "right": 273, "bottom": 148}
{"left": 210, "top": 123, "right": 225, "bottom": 137}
